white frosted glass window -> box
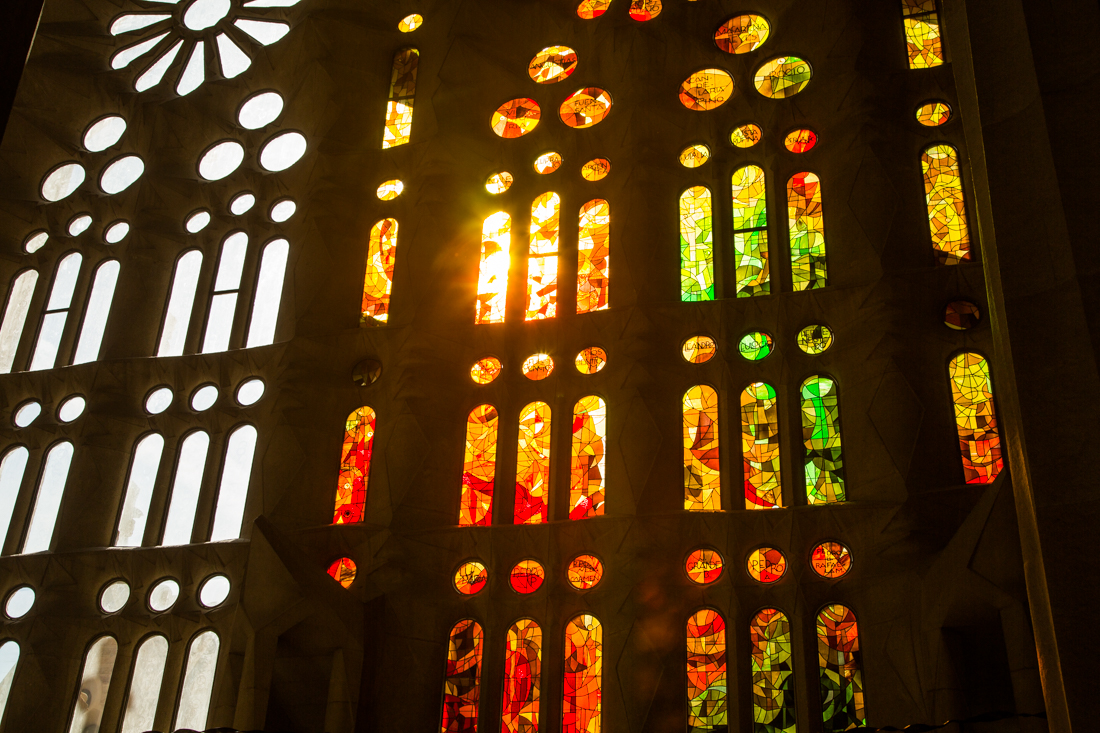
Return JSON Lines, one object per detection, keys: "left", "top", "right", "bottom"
{"left": 4, "top": 587, "right": 33, "bottom": 619}
{"left": 198, "top": 575, "right": 230, "bottom": 608}
{"left": 83, "top": 116, "right": 127, "bottom": 151}
{"left": 234, "top": 18, "right": 289, "bottom": 45}
{"left": 100, "top": 155, "right": 145, "bottom": 194}
{"left": 157, "top": 250, "right": 203, "bottom": 357}
{"left": 209, "top": 425, "right": 257, "bottom": 541}
{"left": 0, "top": 448, "right": 29, "bottom": 550}
{"left": 184, "top": 0, "right": 230, "bottom": 30}
{"left": 269, "top": 198, "right": 296, "bottom": 222}
{"left": 111, "top": 31, "right": 169, "bottom": 69}
{"left": 229, "top": 192, "right": 255, "bottom": 215}
{"left": 67, "top": 636, "right": 118, "bottom": 733}
{"left": 119, "top": 635, "right": 168, "bottom": 733}
{"left": 109, "top": 13, "right": 170, "bottom": 36}
{"left": 246, "top": 238, "right": 288, "bottom": 347}
{"left": 215, "top": 33, "right": 251, "bottom": 78}
{"left": 202, "top": 232, "right": 248, "bottom": 354}
{"left": 235, "top": 378, "right": 264, "bottom": 405}
{"left": 23, "top": 231, "right": 48, "bottom": 253}
{"left": 98, "top": 580, "right": 130, "bottom": 613}
{"left": 259, "top": 131, "right": 306, "bottom": 172}
{"left": 161, "top": 431, "right": 209, "bottom": 546}
{"left": 244, "top": 0, "right": 302, "bottom": 6}
{"left": 57, "top": 395, "right": 86, "bottom": 423}
{"left": 104, "top": 221, "right": 130, "bottom": 244}
{"left": 174, "top": 631, "right": 219, "bottom": 731}
{"left": 198, "top": 140, "right": 245, "bottom": 181}
{"left": 0, "top": 270, "right": 38, "bottom": 373}
{"left": 115, "top": 433, "right": 165, "bottom": 547}
{"left": 29, "top": 252, "right": 83, "bottom": 371}
{"left": 0, "top": 641, "right": 19, "bottom": 726}
{"left": 67, "top": 214, "right": 92, "bottom": 237}
{"left": 185, "top": 210, "right": 211, "bottom": 234}
{"left": 41, "top": 163, "right": 86, "bottom": 202}
{"left": 22, "top": 441, "right": 74, "bottom": 553}
{"left": 177, "top": 40, "right": 206, "bottom": 96}
{"left": 13, "top": 401, "right": 41, "bottom": 428}
{"left": 190, "top": 384, "right": 218, "bottom": 412}
{"left": 145, "top": 387, "right": 173, "bottom": 414}
{"left": 135, "top": 39, "right": 183, "bottom": 92}
{"left": 237, "top": 91, "right": 283, "bottom": 129}
{"left": 73, "top": 260, "right": 120, "bottom": 365}
{"left": 147, "top": 579, "right": 179, "bottom": 612}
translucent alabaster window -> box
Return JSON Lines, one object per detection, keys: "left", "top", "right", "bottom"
{"left": 98, "top": 580, "right": 130, "bottom": 614}
{"left": 191, "top": 384, "right": 218, "bottom": 411}
{"left": 476, "top": 212, "right": 511, "bottom": 324}
{"left": 269, "top": 198, "right": 296, "bottom": 222}
{"left": 119, "top": 635, "right": 168, "bottom": 733}
{"left": 202, "top": 232, "right": 249, "bottom": 354}
{"left": 103, "top": 221, "right": 130, "bottom": 244}
{"left": 73, "top": 260, "right": 120, "bottom": 364}
{"left": 29, "top": 252, "right": 82, "bottom": 371}
{"left": 67, "top": 213, "right": 93, "bottom": 236}
{"left": 161, "top": 431, "right": 210, "bottom": 546}
{"left": 0, "top": 448, "right": 29, "bottom": 550}
{"left": 0, "top": 270, "right": 38, "bottom": 373}
{"left": 209, "top": 425, "right": 258, "bottom": 541}
{"left": 174, "top": 631, "right": 220, "bottom": 731}
{"left": 22, "top": 441, "right": 75, "bottom": 553}
{"left": 67, "top": 636, "right": 118, "bottom": 733}
{"left": 246, "top": 238, "right": 289, "bottom": 347}
{"left": 148, "top": 578, "right": 179, "bottom": 612}
{"left": 229, "top": 192, "right": 256, "bottom": 215}
{"left": 157, "top": 250, "right": 203, "bottom": 357}
{"left": 0, "top": 641, "right": 19, "bottom": 726}
{"left": 4, "top": 587, "right": 33, "bottom": 619}
{"left": 115, "top": 433, "right": 165, "bottom": 547}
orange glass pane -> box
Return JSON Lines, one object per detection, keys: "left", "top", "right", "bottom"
{"left": 575, "top": 347, "right": 607, "bottom": 374}
{"left": 476, "top": 211, "right": 511, "bottom": 324}
{"left": 398, "top": 13, "right": 422, "bottom": 32}
{"left": 679, "top": 69, "right": 735, "bottom": 111}
{"left": 685, "top": 548, "right": 723, "bottom": 584}
{"left": 471, "top": 356, "right": 502, "bottom": 384}
{"left": 492, "top": 98, "right": 541, "bottom": 138}
{"left": 715, "top": 14, "right": 770, "bottom": 54}
{"left": 741, "top": 382, "right": 782, "bottom": 508}
{"left": 679, "top": 144, "right": 710, "bottom": 168}
{"left": 502, "top": 619, "right": 542, "bottom": 733}
{"left": 563, "top": 614, "right": 602, "bottom": 733}
{"left": 514, "top": 401, "right": 552, "bottom": 524}
{"left": 486, "top": 171, "right": 513, "bottom": 194}
{"left": 811, "top": 541, "right": 852, "bottom": 579}
{"left": 361, "top": 219, "right": 397, "bottom": 324}
{"left": 687, "top": 608, "right": 728, "bottom": 729}
{"left": 682, "top": 335, "right": 717, "bottom": 364}
{"left": 784, "top": 129, "right": 817, "bottom": 153}
{"left": 460, "top": 405, "right": 498, "bottom": 526}
{"left": 441, "top": 619, "right": 484, "bottom": 733}
{"left": 922, "top": 144, "right": 971, "bottom": 264}
{"left": 577, "top": 199, "right": 610, "bottom": 313}
{"left": 526, "top": 192, "right": 560, "bottom": 320}
{"left": 916, "top": 101, "right": 951, "bottom": 126}
{"left": 522, "top": 353, "right": 554, "bottom": 380}
{"left": 510, "top": 560, "right": 546, "bottom": 593}
{"left": 747, "top": 546, "right": 787, "bottom": 583}
{"left": 684, "top": 385, "right": 721, "bottom": 512}
{"left": 560, "top": 88, "right": 612, "bottom": 129}
{"left": 731, "top": 123, "right": 762, "bottom": 148}
{"left": 454, "top": 560, "right": 488, "bottom": 594}
{"left": 581, "top": 158, "right": 611, "bottom": 181}
{"left": 577, "top": 0, "right": 611, "bottom": 19}
{"left": 327, "top": 557, "right": 357, "bottom": 588}
{"left": 529, "top": 46, "right": 578, "bottom": 84}
{"left": 628, "top": 0, "right": 661, "bottom": 21}
{"left": 949, "top": 352, "right": 1002, "bottom": 483}
{"left": 569, "top": 396, "right": 606, "bottom": 520}
{"left": 333, "top": 406, "right": 376, "bottom": 524}
{"left": 567, "top": 554, "right": 603, "bottom": 589}
{"left": 817, "top": 605, "right": 865, "bottom": 729}
{"left": 383, "top": 48, "right": 418, "bottom": 148}
{"left": 535, "top": 152, "right": 563, "bottom": 174}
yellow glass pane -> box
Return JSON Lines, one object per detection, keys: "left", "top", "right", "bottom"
{"left": 747, "top": 546, "right": 786, "bottom": 583}
{"left": 485, "top": 171, "right": 513, "bottom": 194}
{"left": 753, "top": 56, "right": 812, "bottom": 98}
{"left": 522, "top": 353, "right": 554, "bottom": 380}
{"left": 526, "top": 192, "right": 560, "bottom": 320}
{"left": 361, "top": 219, "right": 398, "bottom": 323}
{"left": 471, "top": 356, "right": 502, "bottom": 384}
{"left": 475, "top": 211, "right": 511, "bottom": 323}
{"left": 577, "top": 199, "right": 610, "bottom": 313}
{"left": 741, "top": 382, "right": 782, "bottom": 509}
{"left": 922, "top": 144, "right": 971, "bottom": 264}
{"left": 679, "top": 69, "right": 735, "bottom": 111}
{"left": 581, "top": 158, "right": 611, "bottom": 181}
{"left": 454, "top": 560, "right": 488, "bottom": 594}
{"left": 460, "top": 405, "right": 498, "bottom": 526}
{"left": 575, "top": 347, "right": 607, "bottom": 374}
{"left": 569, "top": 396, "right": 606, "bottom": 519}
{"left": 916, "top": 101, "right": 951, "bottom": 126}
{"left": 797, "top": 324, "right": 833, "bottom": 354}
{"left": 684, "top": 385, "right": 721, "bottom": 512}
{"left": 382, "top": 48, "right": 418, "bottom": 148}
{"left": 375, "top": 179, "right": 403, "bottom": 200}
{"left": 560, "top": 87, "right": 612, "bottom": 128}
{"left": 529, "top": 45, "right": 578, "bottom": 84}
{"left": 682, "top": 335, "right": 717, "bottom": 364}
{"left": 567, "top": 555, "right": 603, "bottom": 589}
{"left": 679, "top": 144, "right": 710, "bottom": 168}
{"left": 397, "top": 13, "right": 422, "bottom": 32}
{"left": 730, "top": 123, "right": 762, "bottom": 148}
{"left": 715, "top": 14, "right": 770, "bottom": 53}
{"left": 534, "top": 152, "right": 562, "bottom": 174}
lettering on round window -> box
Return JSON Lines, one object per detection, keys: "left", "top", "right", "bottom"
{"left": 747, "top": 546, "right": 787, "bottom": 583}
{"left": 454, "top": 560, "right": 488, "bottom": 595}
{"left": 567, "top": 554, "right": 603, "bottom": 589}
{"left": 510, "top": 559, "right": 545, "bottom": 593}
{"left": 685, "top": 548, "right": 724, "bottom": 585}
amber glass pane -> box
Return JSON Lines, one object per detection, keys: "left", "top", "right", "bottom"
{"left": 527, "top": 193, "right": 560, "bottom": 320}
{"left": 441, "top": 619, "right": 484, "bottom": 733}
{"left": 679, "top": 69, "right": 735, "bottom": 111}
{"left": 577, "top": 199, "right": 610, "bottom": 313}
{"left": 949, "top": 352, "right": 1002, "bottom": 483}
{"left": 476, "top": 212, "right": 511, "bottom": 324}
{"left": 563, "top": 614, "right": 602, "bottom": 733}
{"left": 732, "top": 166, "right": 769, "bottom": 297}
{"left": 492, "top": 99, "right": 541, "bottom": 138}
{"left": 901, "top": 0, "right": 944, "bottom": 69}
{"left": 454, "top": 561, "right": 488, "bottom": 595}
{"left": 528, "top": 46, "right": 577, "bottom": 84}
{"left": 715, "top": 15, "right": 770, "bottom": 54}
{"left": 383, "top": 48, "right": 418, "bottom": 148}
{"left": 569, "top": 396, "right": 607, "bottom": 520}
{"left": 460, "top": 405, "right": 498, "bottom": 526}
{"left": 514, "top": 401, "right": 552, "bottom": 524}
{"left": 680, "top": 186, "right": 714, "bottom": 301}
{"left": 684, "top": 385, "right": 720, "bottom": 512}
{"left": 687, "top": 608, "right": 727, "bottom": 732}
{"left": 502, "top": 619, "right": 542, "bottom": 733}
{"left": 361, "top": 218, "right": 397, "bottom": 323}
{"left": 922, "top": 144, "right": 971, "bottom": 265}
{"left": 560, "top": 88, "right": 612, "bottom": 128}
{"left": 333, "top": 407, "right": 375, "bottom": 524}
{"left": 741, "top": 382, "right": 781, "bottom": 509}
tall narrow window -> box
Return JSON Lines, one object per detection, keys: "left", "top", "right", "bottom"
{"left": 67, "top": 635, "right": 118, "bottom": 733}
{"left": 441, "top": 619, "right": 483, "bottom": 733}
{"left": 922, "top": 144, "right": 970, "bottom": 265}
{"left": 0, "top": 447, "right": 29, "bottom": 551}
{"left": 22, "top": 440, "right": 74, "bottom": 553}
{"left": 476, "top": 212, "right": 511, "bottom": 324}
{"left": 949, "top": 352, "right": 1002, "bottom": 483}
{"left": 680, "top": 186, "right": 714, "bottom": 301}
{"left": 245, "top": 237, "right": 289, "bottom": 347}
{"left": 741, "top": 382, "right": 782, "bottom": 509}
{"left": 209, "top": 424, "right": 258, "bottom": 541}
{"left": 577, "top": 199, "right": 609, "bottom": 313}
{"left": 787, "top": 172, "right": 827, "bottom": 290}
{"left": 750, "top": 608, "right": 796, "bottom": 733}
{"left": 569, "top": 395, "right": 606, "bottom": 520}
{"left": 0, "top": 641, "right": 19, "bottom": 727}
{"left": 687, "top": 608, "right": 727, "bottom": 732}
{"left": 563, "top": 614, "right": 602, "bottom": 733}
{"left": 29, "top": 252, "right": 82, "bottom": 370}
{"left": 162, "top": 431, "right": 210, "bottom": 546}
{"left": 382, "top": 48, "right": 419, "bottom": 148}
{"left": 333, "top": 407, "right": 376, "bottom": 525}
{"left": 157, "top": 250, "right": 203, "bottom": 357}
{"left": 202, "top": 231, "right": 248, "bottom": 353}
{"left": 732, "top": 165, "right": 769, "bottom": 297}
{"left": 801, "top": 376, "right": 845, "bottom": 504}
{"left": 460, "top": 405, "right": 498, "bottom": 526}
{"left": 174, "top": 630, "right": 220, "bottom": 731}
{"left": 115, "top": 433, "right": 166, "bottom": 547}
{"left": 502, "top": 618, "right": 542, "bottom": 733}
{"left": 119, "top": 635, "right": 168, "bottom": 733}
{"left": 901, "top": 0, "right": 944, "bottom": 69}
{"left": 514, "top": 401, "right": 551, "bottom": 525}
{"left": 816, "top": 605, "right": 865, "bottom": 732}
{"left": 684, "top": 385, "right": 721, "bottom": 512}
{"left": 526, "top": 192, "right": 560, "bottom": 320}
{"left": 361, "top": 218, "right": 398, "bottom": 323}
{"left": 0, "top": 270, "right": 38, "bottom": 373}
{"left": 72, "top": 259, "right": 121, "bottom": 364}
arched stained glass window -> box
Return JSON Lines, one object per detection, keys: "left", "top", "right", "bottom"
{"left": 816, "top": 605, "right": 865, "bottom": 732}
{"left": 157, "top": 250, "right": 202, "bottom": 357}
{"left": 210, "top": 424, "right": 258, "bottom": 541}
{"left": 922, "top": 144, "right": 971, "bottom": 265}
{"left": 687, "top": 608, "right": 727, "bottom": 732}
{"left": 162, "top": 431, "right": 210, "bottom": 546}
{"left": 949, "top": 353, "right": 1002, "bottom": 483}
{"left": 0, "top": 641, "right": 19, "bottom": 727}
{"left": 514, "top": 401, "right": 551, "bottom": 525}
{"left": 461, "top": 405, "right": 498, "bottom": 526}
{"left": 202, "top": 231, "right": 248, "bottom": 354}
{"left": 751, "top": 608, "right": 796, "bottom": 733}
{"left": 901, "top": 0, "right": 943, "bottom": 69}
{"left": 0, "top": 269, "right": 38, "bottom": 373}
{"left": 680, "top": 186, "right": 714, "bottom": 301}
{"left": 526, "top": 192, "right": 560, "bottom": 320}
{"left": 175, "top": 630, "right": 220, "bottom": 731}
{"left": 684, "top": 385, "right": 721, "bottom": 512}
{"left": 476, "top": 212, "right": 511, "bottom": 324}
{"left": 23, "top": 440, "right": 74, "bottom": 553}
{"left": 569, "top": 396, "right": 606, "bottom": 520}
{"left": 801, "top": 376, "right": 845, "bottom": 504}
{"left": 245, "top": 237, "right": 289, "bottom": 347}
{"left": 72, "top": 259, "right": 120, "bottom": 364}
{"left": 502, "top": 618, "right": 541, "bottom": 733}
{"left": 787, "top": 172, "right": 827, "bottom": 290}
{"left": 333, "top": 407, "right": 376, "bottom": 524}
{"left": 362, "top": 218, "right": 398, "bottom": 323}
{"left": 0, "top": 447, "right": 29, "bottom": 550}
{"left": 741, "top": 382, "right": 782, "bottom": 509}
{"left": 577, "top": 199, "right": 610, "bottom": 313}
{"left": 442, "top": 619, "right": 483, "bottom": 733}
{"left": 30, "top": 252, "right": 82, "bottom": 370}
{"left": 563, "top": 614, "right": 601, "bottom": 733}
{"left": 732, "top": 166, "right": 769, "bottom": 297}
{"left": 67, "top": 635, "right": 118, "bottom": 733}
{"left": 383, "top": 48, "right": 419, "bottom": 148}
{"left": 115, "top": 433, "right": 165, "bottom": 547}
{"left": 119, "top": 634, "right": 168, "bottom": 733}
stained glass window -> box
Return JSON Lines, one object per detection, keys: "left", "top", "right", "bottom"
{"left": 738, "top": 332, "right": 773, "bottom": 361}
{"left": 715, "top": 15, "right": 770, "bottom": 54}
{"left": 563, "top": 614, "right": 602, "bottom": 733}
{"left": 949, "top": 352, "right": 1002, "bottom": 483}
{"left": 333, "top": 407, "right": 375, "bottom": 524}
{"left": 747, "top": 546, "right": 787, "bottom": 583}
{"left": 515, "top": 401, "right": 552, "bottom": 525}
{"left": 383, "top": 48, "right": 418, "bottom": 148}
{"left": 742, "top": 382, "right": 782, "bottom": 509}
{"left": 922, "top": 144, "right": 971, "bottom": 265}
{"left": 916, "top": 101, "right": 951, "bottom": 126}
{"left": 802, "top": 376, "right": 845, "bottom": 504}
{"left": 944, "top": 300, "right": 980, "bottom": 330}
{"left": 751, "top": 608, "right": 796, "bottom": 733}
{"left": 682, "top": 336, "right": 717, "bottom": 364}
{"left": 811, "top": 542, "right": 852, "bottom": 579}
{"left": 535, "top": 153, "right": 562, "bottom": 175}
{"left": 575, "top": 347, "right": 607, "bottom": 374}
{"left": 629, "top": 0, "right": 661, "bottom": 21}
{"left": 732, "top": 166, "right": 769, "bottom": 297}
{"left": 731, "top": 123, "right": 762, "bottom": 148}
{"left": 687, "top": 608, "right": 727, "bottom": 732}
{"left": 560, "top": 88, "right": 613, "bottom": 128}
{"left": 754, "top": 57, "right": 812, "bottom": 98}
{"left": 567, "top": 555, "right": 604, "bottom": 589}
{"left": 527, "top": 192, "right": 560, "bottom": 320}
{"left": 679, "top": 144, "right": 710, "bottom": 168}
{"left": 442, "top": 619, "right": 484, "bottom": 733}
{"left": 361, "top": 218, "right": 398, "bottom": 323}
{"left": 522, "top": 353, "right": 554, "bottom": 380}
{"left": 376, "top": 179, "right": 403, "bottom": 200}
{"left": 685, "top": 548, "right": 723, "bottom": 585}
{"left": 398, "top": 14, "right": 423, "bottom": 32}
{"left": 578, "top": 199, "right": 610, "bottom": 313}
{"left": 783, "top": 129, "right": 817, "bottom": 153}
{"left": 581, "top": 159, "right": 611, "bottom": 181}
{"left": 528, "top": 46, "right": 577, "bottom": 84}
{"left": 461, "top": 405, "right": 498, "bottom": 526}
{"left": 680, "top": 186, "right": 714, "bottom": 301}
{"left": 502, "top": 619, "right": 542, "bottom": 733}
{"left": 471, "top": 357, "right": 502, "bottom": 384}
{"left": 200, "top": 231, "right": 246, "bottom": 352}
{"left": 797, "top": 325, "right": 833, "bottom": 354}
{"left": 577, "top": 0, "right": 611, "bottom": 19}
{"left": 679, "top": 69, "right": 735, "bottom": 111}
{"left": 486, "top": 172, "right": 513, "bottom": 194}
{"left": 817, "top": 605, "right": 865, "bottom": 732}
{"left": 684, "top": 385, "right": 721, "bottom": 512}
{"left": 570, "top": 396, "right": 607, "bottom": 520}
{"left": 327, "top": 557, "right": 357, "bottom": 588}
{"left": 454, "top": 561, "right": 489, "bottom": 595}
{"left": 901, "top": 0, "right": 944, "bottom": 69}
{"left": 510, "top": 560, "right": 545, "bottom": 593}
{"left": 493, "top": 99, "right": 541, "bottom": 138}
{"left": 476, "top": 212, "right": 511, "bottom": 324}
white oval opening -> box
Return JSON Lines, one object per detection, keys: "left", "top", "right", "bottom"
{"left": 230, "top": 192, "right": 256, "bottom": 215}
{"left": 57, "top": 395, "right": 87, "bottom": 423}
{"left": 235, "top": 378, "right": 265, "bottom": 406}
{"left": 104, "top": 221, "right": 131, "bottom": 244}
{"left": 183, "top": 0, "right": 231, "bottom": 31}
{"left": 100, "top": 155, "right": 145, "bottom": 194}
{"left": 259, "top": 131, "right": 306, "bottom": 172}
{"left": 99, "top": 580, "right": 131, "bottom": 613}
{"left": 270, "top": 198, "right": 296, "bottom": 222}
{"left": 198, "top": 140, "right": 245, "bottom": 181}
{"left": 198, "top": 574, "right": 231, "bottom": 608}
{"left": 83, "top": 116, "right": 127, "bottom": 152}
{"left": 145, "top": 386, "right": 173, "bottom": 415}
{"left": 148, "top": 578, "right": 180, "bottom": 612}
{"left": 67, "top": 214, "right": 93, "bottom": 237}
{"left": 185, "top": 209, "right": 212, "bottom": 233}
{"left": 238, "top": 91, "right": 284, "bottom": 130}
{"left": 4, "top": 587, "right": 34, "bottom": 619}
{"left": 41, "top": 163, "right": 85, "bottom": 202}
{"left": 23, "top": 231, "right": 48, "bottom": 253}
{"left": 191, "top": 384, "right": 219, "bottom": 412}
{"left": 13, "top": 401, "right": 41, "bottom": 428}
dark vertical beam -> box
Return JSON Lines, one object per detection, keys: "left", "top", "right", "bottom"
{"left": 0, "top": 0, "right": 45, "bottom": 143}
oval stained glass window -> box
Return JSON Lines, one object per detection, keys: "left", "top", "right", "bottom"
{"left": 731, "top": 123, "right": 762, "bottom": 148}
{"left": 522, "top": 353, "right": 554, "bottom": 380}
{"left": 685, "top": 548, "right": 723, "bottom": 585}
{"left": 485, "top": 172, "right": 513, "bottom": 194}
{"left": 754, "top": 56, "right": 812, "bottom": 98}
{"left": 454, "top": 560, "right": 488, "bottom": 595}
{"left": 327, "top": 557, "right": 357, "bottom": 588}
{"left": 628, "top": 0, "right": 661, "bottom": 21}
{"left": 471, "top": 356, "right": 503, "bottom": 384}
{"left": 945, "top": 300, "right": 981, "bottom": 330}
{"left": 682, "top": 335, "right": 717, "bottom": 364}
{"left": 559, "top": 87, "right": 613, "bottom": 129}
{"left": 784, "top": 128, "right": 817, "bottom": 153}
{"left": 679, "top": 69, "right": 735, "bottom": 111}
{"left": 811, "top": 541, "right": 852, "bottom": 579}
{"left": 797, "top": 324, "right": 833, "bottom": 354}
{"left": 715, "top": 14, "right": 771, "bottom": 54}
{"left": 679, "top": 144, "right": 710, "bottom": 168}
{"left": 575, "top": 347, "right": 607, "bottom": 374}
{"left": 747, "top": 547, "right": 787, "bottom": 583}
{"left": 916, "top": 101, "right": 952, "bottom": 127}
{"left": 567, "top": 554, "right": 603, "bottom": 590}
{"left": 528, "top": 46, "right": 577, "bottom": 84}
{"left": 510, "top": 560, "right": 545, "bottom": 593}
{"left": 534, "top": 152, "right": 562, "bottom": 174}
{"left": 738, "top": 331, "right": 773, "bottom": 360}
{"left": 581, "top": 158, "right": 611, "bottom": 181}
{"left": 398, "top": 13, "right": 423, "bottom": 32}
{"left": 376, "top": 179, "right": 404, "bottom": 200}
{"left": 492, "top": 98, "right": 541, "bottom": 138}
{"left": 577, "top": 0, "right": 611, "bottom": 19}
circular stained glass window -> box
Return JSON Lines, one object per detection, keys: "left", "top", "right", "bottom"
{"left": 679, "top": 69, "right": 735, "bottom": 111}
{"left": 784, "top": 128, "right": 818, "bottom": 153}
{"left": 945, "top": 300, "right": 981, "bottom": 330}
{"left": 510, "top": 560, "right": 545, "bottom": 594}
{"left": 534, "top": 152, "right": 562, "bottom": 174}
{"left": 398, "top": 13, "right": 423, "bottom": 32}
{"left": 567, "top": 554, "right": 603, "bottom": 590}
{"left": 492, "top": 98, "right": 541, "bottom": 138}
{"left": 682, "top": 335, "right": 717, "bottom": 364}
{"left": 797, "top": 324, "right": 834, "bottom": 354}
{"left": 731, "top": 123, "right": 762, "bottom": 148}
{"left": 754, "top": 56, "right": 812, "bottom": 99}
{"left": 811, "top": 541, "right": 852, "bottom": 579}
{"left": 916, "top": 101, "right": 952, "bottom": 127}
{"left": 528, "top": 46, "right": 577, "bottom": 84}
{"left": 679, "top": 144, "right": 710, "bottom": 168}
{"left": 560, "top": 88, "right": 612, "bottom": 129}
{"left": 454, "top": 560, "right": 488, "bottom": 595}
{"left": 577, "top": 0, "right": 610, "bottom": 19}
{"left": 327, "top": 557, "right": 357, "bottom": 588}
{"left": 485, "top": 172, "right": 513, "bottom": 194}
{"left": 738, "top": 331, "right": 773, "bottom": 361}
{"left": 628, "top": 0, "right": 661, "bottom": 21}
{"left": 715, "top": 14, "right": 771, "bottom": 54}
{"left": 685, "top": 548, "right": 723, "bottom": 585}
{"left": 575, "top": 347, "right": 607, "bottom": 374}
{"left": 376, "top": 179, "right": 404, "bottom": 200}
{"left": 581, "top": 158, "right": 611, "bottom": 181}
{"left": 471, "top": 357, "right": 503, "bottom": 384}
{"left": 522, "top": 353, "right": 554, "bottom": 380}
{"left": 747, "top": 547, "right": 787, "bottom": 583}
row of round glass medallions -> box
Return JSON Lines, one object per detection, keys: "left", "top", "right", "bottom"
{"left": 1, "top": 573, "right": 232, "bottom": 621}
